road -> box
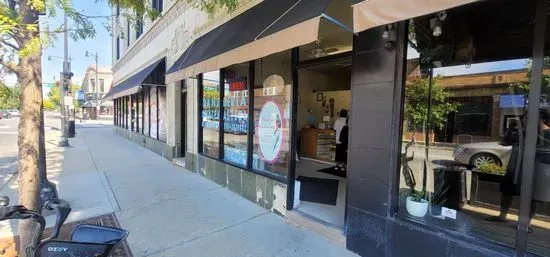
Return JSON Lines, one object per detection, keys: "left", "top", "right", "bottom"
{"left": 0, "top": 112, "right": 62, "bottom": 188}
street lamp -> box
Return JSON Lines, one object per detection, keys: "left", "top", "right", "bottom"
{"left": 85, "top": 50, "right": 100, "bottom": 119}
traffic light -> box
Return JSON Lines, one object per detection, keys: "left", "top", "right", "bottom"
{"left": 62, "top": 72, "right": 74, "bottom": 93}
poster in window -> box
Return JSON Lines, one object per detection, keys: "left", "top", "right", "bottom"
{"left": 158, "top": 88, "right": 167, "bottom": 141}
{"left": 258, "top": 100, "right": 284, "bottom": 162}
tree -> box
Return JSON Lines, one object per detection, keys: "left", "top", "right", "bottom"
{"left": 404, "top": 76, "right": 460, "bottom": 139}
{"left": 1, "top": 1, "right": 237, "bottom": 254}
{"left": 46, "top": 81, "right": 60, "bottom": 108}
{"left": 0, "top": 83, "right": 20, "bottom": 109}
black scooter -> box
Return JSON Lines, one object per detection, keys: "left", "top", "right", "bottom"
{"left": 0, "top": 196, "right": 128, "bottom": 257}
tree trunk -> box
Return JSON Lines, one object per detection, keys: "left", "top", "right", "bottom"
{"left": 16, "top": 3, "right": 43, "bottom": 255}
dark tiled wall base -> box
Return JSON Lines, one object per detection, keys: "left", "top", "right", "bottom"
{"left": 185, "top": 152, "right": 287, "bottom": 215}
{"left": 113, "top": 127, "right": 175, "bottom": 160}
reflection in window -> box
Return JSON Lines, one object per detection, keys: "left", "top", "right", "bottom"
{"left": 144, "top": 87, "right": 150, "bottom": 136}
{"left": 253, "top": 51, "right": 292, "bottom": 178}
{"left": 398, "top": 1, "right": 549, "bottom": 255}
{"left": 202, "top": 71, "right": 221, "bottom": 158}
{"left": 223, "top": 63, "right": 249, "bottom": 166}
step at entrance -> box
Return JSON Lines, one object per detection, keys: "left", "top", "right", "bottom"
{"left": 286, "top": 210, "right": 346, "bottom": 247}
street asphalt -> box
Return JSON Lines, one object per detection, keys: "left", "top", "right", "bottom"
{"left": 0, "top": 112, "right": 62, "bottom": 189}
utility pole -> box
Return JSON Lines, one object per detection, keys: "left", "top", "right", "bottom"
{"left": 58, "top": 12, "right": 72, "bottom": 147}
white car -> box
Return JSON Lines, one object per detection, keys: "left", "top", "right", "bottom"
{"left": 7, "top": 109, "right": 19, "bottom": 117}
{"left": 453, "top": 142, "right": 512, "bottom": 168}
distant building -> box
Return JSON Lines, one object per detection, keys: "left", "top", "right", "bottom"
{"left": 81, "top": 65, "right": 113, "bottom": 118}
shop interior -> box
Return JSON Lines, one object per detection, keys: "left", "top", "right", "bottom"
{"left": 292, "top": 0, "right": 352, "bottom": 229}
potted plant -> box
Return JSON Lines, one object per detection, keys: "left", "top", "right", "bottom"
{"left": 406, "top": 190, "right": 429, "bottom": 217}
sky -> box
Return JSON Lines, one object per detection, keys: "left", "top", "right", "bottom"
{"left": 4, "top": 1, "right": 112, "bottom": 96}
{"left": 407, "top": 45, "right": 528, "bottom": 76}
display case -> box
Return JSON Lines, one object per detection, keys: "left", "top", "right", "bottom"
{"left": 300, "top": 128, "right": 336, "bottom": 162}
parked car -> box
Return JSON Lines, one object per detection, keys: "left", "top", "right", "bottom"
{"left": 453, "top": 142, "right": 512, "bottom": 168}
{"left": 0, "top": 110, "right": 11, "bottom": 119}
{"left": 7, "top": 109, "right": 19, "bottom": 117}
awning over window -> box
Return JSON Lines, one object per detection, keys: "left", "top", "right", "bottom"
{"left": 103, "top": 58, "right": 165, "bottom": 101}
{"left": 352, "top": 0, "right": 479, "bottom": 33}
{"left": 166, "top": 0, "right": 333, "bottom": 83}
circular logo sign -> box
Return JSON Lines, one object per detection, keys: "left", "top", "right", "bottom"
{"left": 258, "top": 101, "right": 283, "bottom": 163}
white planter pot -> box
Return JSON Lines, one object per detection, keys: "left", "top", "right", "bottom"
{"left": 406, "top": 196, "right": 429, "bottom": 218}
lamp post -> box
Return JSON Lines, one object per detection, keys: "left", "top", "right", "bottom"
{"left": 85, "top": 51, "right": 100, "bottom": 119}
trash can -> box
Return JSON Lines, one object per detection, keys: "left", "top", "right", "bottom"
{"left": 67, "top": 120, "right": 75, "bottom": 138}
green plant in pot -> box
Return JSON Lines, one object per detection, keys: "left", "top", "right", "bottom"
{"left": 406, "top": 189, "right": 429, "bottom": 217}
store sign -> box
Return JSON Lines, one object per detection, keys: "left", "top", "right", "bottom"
{"left": 500, "top": 94, "right": 525, "bottom": 108}
{"left": 258, "top": 101, "right": 283, "bottom": 163}
{"left": 228, "top": 77, "right": 247, "bottom": 91}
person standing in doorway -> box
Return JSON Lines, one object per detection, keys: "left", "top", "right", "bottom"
{"left": 334, "top": 109, "right": 349, "bottom": 171}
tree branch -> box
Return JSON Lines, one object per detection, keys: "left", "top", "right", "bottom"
{"left": 0, "top": 58, "right": 19, "bottom": 74}
{"left": 0, "top": 38, "right": 20, "bottom": 51}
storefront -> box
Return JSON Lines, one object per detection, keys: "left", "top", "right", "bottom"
{"left": 107, "top": 58, "right": 173, "bottom": 158}
{"left": 111, "top": 0, "right": 550, "bottom": 256}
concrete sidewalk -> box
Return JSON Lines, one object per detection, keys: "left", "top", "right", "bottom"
{"left": 0, "top": 122, "right": 358, "bottom": 257}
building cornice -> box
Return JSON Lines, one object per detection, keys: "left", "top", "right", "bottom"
{"left": 112, "top": 0, "right": 262, "bottom": 73}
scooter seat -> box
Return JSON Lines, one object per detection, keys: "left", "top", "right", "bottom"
{"left": 70, "top": 224, "right": 128, "bottom": 245}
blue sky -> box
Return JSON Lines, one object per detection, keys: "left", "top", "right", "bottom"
{"left": 407, "top": 46, "right": 528, "bottom": 76}
{"left": 5, "top": 1, "right": 112, "bottom": 95}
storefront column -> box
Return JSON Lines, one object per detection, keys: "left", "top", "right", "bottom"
{"left": 166, "top": 81, "right": 181, "bottom": 154}
{"left": 346, "top": 22, "right": 407, "bottom": 256}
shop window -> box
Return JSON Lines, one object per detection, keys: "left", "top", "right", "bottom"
{"left": 253, "top": 51, "right": 292, "bottom": 177}
{"left": 126, "top": 95, "right": 130, "bottom": 130}
{"left": 223, "top": 63, "right": 250, "bottom": 167}
{"left": 143, "top": 87, "right": 150, "bottom": 136}
{"left": 131, "top": 95, "right": 136, "bottom": 132}
{"left": 201, "top": 71, "right": 221, "bottom": 158}
{"left": 150, "top": 86, "right": 159, "bottom": 139}
{"left": 397, "top": 1, "right": 549, "bottom": 255}
{"left": 158, "top": 87, "right": 167, "bottom": 142}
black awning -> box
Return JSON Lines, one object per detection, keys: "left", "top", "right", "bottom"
{"left": 166, "top": 0, "right": 332, "bottom": 78}
{"left": 103, "top": 58, "right": 165, "bottom": 100}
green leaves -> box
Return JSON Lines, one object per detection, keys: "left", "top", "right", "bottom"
{"left": 404, "top": 76, "right": 460, "bottom": 132}
{"left": 0, "top": 83, "right": 20, "bottom": 109}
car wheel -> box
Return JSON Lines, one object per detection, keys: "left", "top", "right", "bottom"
{"left": 470, "top": 153, "right": 502, "bottom": 168}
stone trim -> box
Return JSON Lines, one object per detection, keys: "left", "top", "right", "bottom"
{"left": 114, "top": 126, "right": 175, "bottom": 159}
{"left": 185, "top": 152, "right": 287, "bottom": 216}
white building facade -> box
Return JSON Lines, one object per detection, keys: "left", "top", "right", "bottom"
{"left": 81, "top": 65, "right": 113, "bottom": 117}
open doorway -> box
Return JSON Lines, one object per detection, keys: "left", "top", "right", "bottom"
{"left": 294, "top": 57, "right": 352, "bottom": 228}
{"left": 290, "top": 0, "right": 353, "bottom": 229}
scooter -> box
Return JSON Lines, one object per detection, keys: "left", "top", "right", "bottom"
{"left": 0, "top": 196, "right": 128, "bottom": 257}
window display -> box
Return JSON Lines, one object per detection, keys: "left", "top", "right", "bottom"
{"left": 201, "top": 71, "right": 221, "bottom": 158}
{"left": 253, "top": 51, "right": 292, "bottom": 177}
{"left": 158, "top": 87, "right": 167, "bottom": 142}
{"left": 150, "top": 86, "right": 158, "bottom": 139}
{"left": 223, "top": 63, "right": 249, "bottom": 166}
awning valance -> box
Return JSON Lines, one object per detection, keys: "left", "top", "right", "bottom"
{"left": 166, "top": 0, "right": 334, "bottom": 83}
{"left": 103, "top": 58, "right": 165, "bottom": 101}
{"left": 352, "top": 0, "right": 479, "bottom": 33}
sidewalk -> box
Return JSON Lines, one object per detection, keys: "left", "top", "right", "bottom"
{"left": 0, "top": 122, "right": 358, "bottom": 257}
